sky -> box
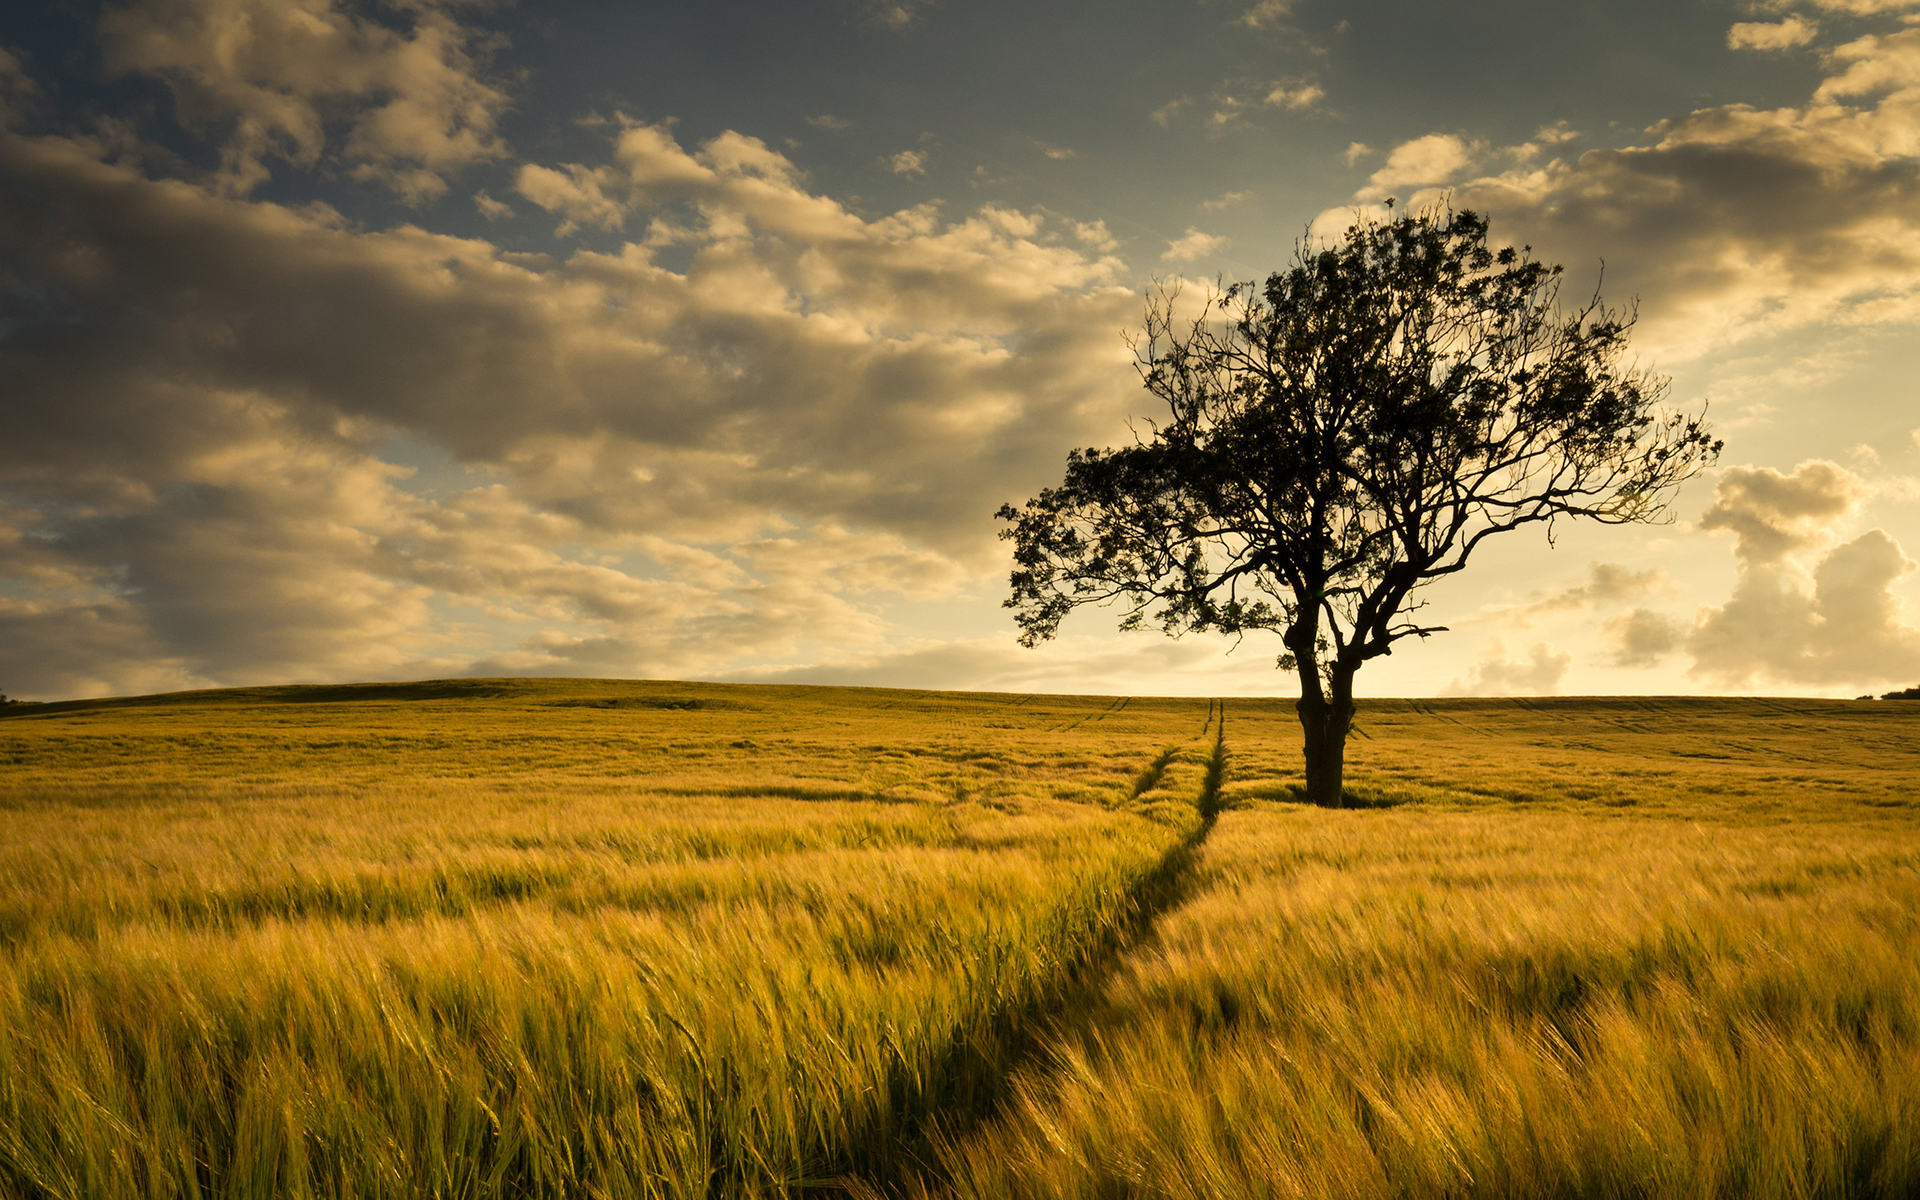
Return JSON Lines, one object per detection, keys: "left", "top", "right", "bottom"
{"left": 1, "top": 0, "right": 1918, "bottom": 702}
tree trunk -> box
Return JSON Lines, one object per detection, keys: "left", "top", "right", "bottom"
{"left": 1296, "top": 672, "right": 1355, "bottom": 807}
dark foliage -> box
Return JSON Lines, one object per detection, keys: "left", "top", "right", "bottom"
{"left": 999, "top": 208, "right": 1719, "bottom": 806}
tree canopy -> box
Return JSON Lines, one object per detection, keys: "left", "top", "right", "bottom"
{"left": 998, "top": 207, "right": 1720, "bottom": 806}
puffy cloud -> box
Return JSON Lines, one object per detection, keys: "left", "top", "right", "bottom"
{"left": 1729, "top": 17, "right": 1820, "bottom": 52}
{"left": 1697, "top": 460, "right": 1867, "bottom": 564}
{"left": 1415, "top": 18, "right": 1920, "bottom": 360}
{"left": 889, "top": 149, "right": 928, "bottom": 176}
{"left": 514, "top": 163, "right": 629, "bottom": 234}
{"left": 1162, "top": 227, "right": 1227, "bottom": 262}
{"left": 98, "top": 0, "right": 509, "bottom": 200}
{"left": 0, "top": 98, "right": 1136, "bottom": 695}
{"left": 1200, "top": 190, "right": 1252, "bottom": 211}
{"left": 1440, "top": 642, "right": 1572, "bottom": 696}
{"left": 1686, "top": 461, "right": 1920, "bottom": 687}
{"left": 1358, "top": 134, "right": 1479, "bottom": 199}
{"left": 1603, "top": 609, "right": 1683, "bottom": 668}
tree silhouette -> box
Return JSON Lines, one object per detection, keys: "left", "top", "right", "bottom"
{"left": 999, "top": 208, "right": 1719, "bottom": 806}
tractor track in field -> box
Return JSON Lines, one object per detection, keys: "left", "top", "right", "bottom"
{"left": 816, "top": 707, "right": 1230, "bottom": 1199}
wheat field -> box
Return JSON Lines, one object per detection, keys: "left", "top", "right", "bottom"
{"left": 2, "top": 682, "right": 1917, "bottom": 1198}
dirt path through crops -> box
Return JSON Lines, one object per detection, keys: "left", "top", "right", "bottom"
{"left": 831, "top": 713, "right": 1232, "bottom": 1198}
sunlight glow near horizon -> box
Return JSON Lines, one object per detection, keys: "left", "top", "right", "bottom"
{"left": 1, "top": 0, "right": 1918, "bottom": 701}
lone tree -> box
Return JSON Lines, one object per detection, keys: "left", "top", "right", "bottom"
{"left": 998, "top": 208, "right": 1719, "bottom": 807}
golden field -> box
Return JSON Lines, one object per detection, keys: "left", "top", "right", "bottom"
{"left": 1, "top": 682, "right": 1916, "bottom": 1198}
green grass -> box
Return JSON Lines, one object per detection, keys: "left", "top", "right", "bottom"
{"left": 1, "top": 684, "right": 1917, "bottom": 1198}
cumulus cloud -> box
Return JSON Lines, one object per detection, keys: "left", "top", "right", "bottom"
{"left": 1412, "top": 15, "right": 1920, "bottom": 360}
{"left": 1686, "top": 461, "right": 1920, "bottom": 687}
{"left": 1697, "top": 459, "right": 1866, "bottom": 564}
{"left": 98, "top": 0, "right": 509, "bottom": 200}
{"left": 1604, "top": 609, "right": 1683, "bottom": 667}
{"left": 1358, "top": 134, "right": 1479, "bottom": 199}
{"left": 1729, "top": 17, "right": 1820, "bottom": 52}
{"left": 0, "top": 85, "right": 1135, "bottom": 695}
{"left": 1440, "top": 642, "right": 1573, "bottom": 696}
{"left": 888, "top": 148, "right": 928, "bottom": 175}
{"left": 1162, "top": 226, "right": 1226, "bottom": 262}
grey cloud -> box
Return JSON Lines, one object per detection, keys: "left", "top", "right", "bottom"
{"left": 1392, "top": 20, "right": 1920, "bottom": 360}
{"left": 1603, "top": 608, "right": 1683, "bottom": 668}
{"left": 1698, "top": 460, "right": 1866, "bottom": 564}
{"left": 1440, "top": 643, "right": 1572, "bottom": 696}
{"left": 0, "top": 101, "right": 1136, "bottom": 695}
{"left": 99, "top": 0, "right": 509, "bottom": 200}
{"left": 1531, "top": 561, "right": 1668, "bottom": 614}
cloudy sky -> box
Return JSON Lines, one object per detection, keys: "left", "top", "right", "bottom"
{"left": 3, "top": 0, "right": 1918, "bottom": 701}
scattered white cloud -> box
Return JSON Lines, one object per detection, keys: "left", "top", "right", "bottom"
{"left": 514, "top": 162, "right": 628, "bottom": 234}
{"left": 1161, "top": 226, "right": 1227, "bottom": 262}
{"left": 1509, "top": 121, "right": 1578, "bottom": 161}
{"left": 1151, "top": 98, "right": 1191, "bottom": 128}
{"left": 1069, "top": 219, "right": 1119, "bottom": 251}
{"left": 1264, "top": 82, "right": 1325, "bottom": 111}
{"left": 1426, "top": 23, "right": 1920, "bottom": 361}
{"left": 98, "top": 0, "right": 509, "bottom": 200}
{"left": 1686, "top": 461, "right": 1920, "bottom": 687}
{"left": 889, "top": 148, "right": 927, "bottom": 175}
{"left": 1237, "top": 0, "right": 1294, "bottom": 29}
{"left": 807, "top": 114, "right": 852, "bottom": 131}
{"left": 1343, "top": 141, "right": 1373, "bottom": 166}
{"left": 1357, "top": 133, "right": 1479, "bottom": 199}
{"left": 1729, "top": 16, "right": 1820, "bottom": 51}
{"left": 1440, "top": 642, "right": 1572, "bottom": 696}
{"left": 473, "top": 189, "right": 514, "bottom": 221}
{"left": 1200, "top": 189, "right": 1252, "bottom": 211}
